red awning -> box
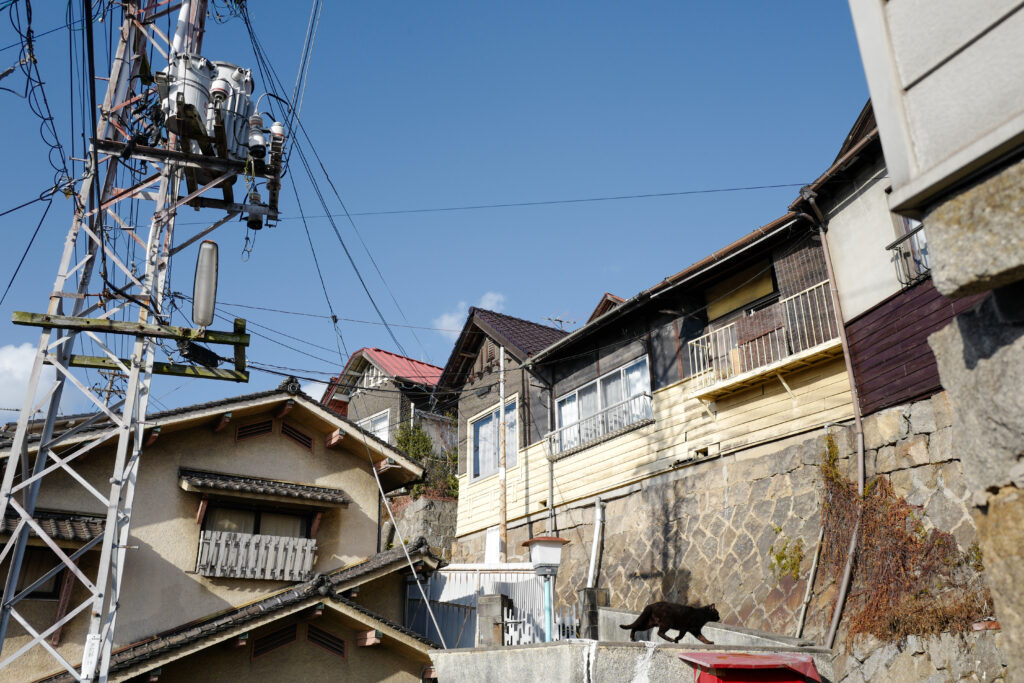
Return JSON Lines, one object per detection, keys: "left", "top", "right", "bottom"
{"left": 677, "top": 653, "right": 821, "bottom": 682}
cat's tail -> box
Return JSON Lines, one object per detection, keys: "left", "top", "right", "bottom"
{"left": 619, "top": 607, "right": 650, "bottom": 630}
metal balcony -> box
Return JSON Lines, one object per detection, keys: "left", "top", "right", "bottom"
{"left": 687, "top": 280, "right": 842, "bottom": 400}
{"left": 195, "top": 530, "right": 316, "bottom": 581}
{"left": 887, "top": 223, "right": 931, "bottom": 286}
{"left": 547, "top": 393, "right": 653, "bottom": 458}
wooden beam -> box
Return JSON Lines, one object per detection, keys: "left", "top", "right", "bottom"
{"left": 375, "top": 458, "right": 399, "bottom": 473}
{"left": 356, "top": 629, "right": 382, "bottom": 647}
{"left": 13, "top": 312, "right": 250, "bottom": 346}
{"left": 233, "top": 318, "right": 247, "bottom": 372}
{"left": 325, "top": 429, "right": 344, "bottom": 448}
{"left": 144, "top": 426, "right": 161, "bottom": 447}
{"left": 67, "top": 355, "right": 249, "bottom": 382}
{"left": 310, "top": 511, "right": 323, "bottom": 538}
{"left": 195, "top": 497, "right": 208, "bottom": 525}
{"left": 48, "top": 562, "right": 78, "bottom": 646}
{"left": 214, "top": 412, "right": 232, "bottom": 432}
{"left": 275, "top": 399, "right": 295, "bottom": 419}
{"left": 302, "top": 602, "right": 325, "bottom": 620}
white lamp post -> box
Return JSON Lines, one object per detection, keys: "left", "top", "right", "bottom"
{"left": 523, "top": 536, "right": 569, "bottom": 642}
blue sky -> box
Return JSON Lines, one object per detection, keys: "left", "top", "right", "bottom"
{"left": 0, "top": 2, "right": 869, "bottom": 414}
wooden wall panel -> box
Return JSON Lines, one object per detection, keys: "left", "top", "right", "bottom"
{"left": 847, "top": 279, "right": 983, "bottom": 415}
{"left": 455, "top": 357, "right": 853, "bottom": 537}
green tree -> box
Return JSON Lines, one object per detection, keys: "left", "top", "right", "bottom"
{"left": 395, "top": 423, "right": 458, "bottom": 500}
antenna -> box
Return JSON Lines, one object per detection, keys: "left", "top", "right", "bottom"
{"left": 0, "top": 2, "right": 284, "bottom": 679}
{"left": 543, "top": 314, "right": 577, "bottom": 331}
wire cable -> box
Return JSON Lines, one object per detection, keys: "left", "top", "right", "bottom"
{"left": 0, "top": 198, "right": 51, "bottom": 307}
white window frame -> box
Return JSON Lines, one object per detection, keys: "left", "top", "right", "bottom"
{"left": 469, "top": 394, "right": 518, "bottom": 482}
{"left": 554, "top": 356, "right": 652, "bottom": 451}
{"left": 357, "top": 408, "right": 390, "bottom": 443}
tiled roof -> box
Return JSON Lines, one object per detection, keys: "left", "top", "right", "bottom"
{"left": 332, "top": 593, "right": 439, "bottom": 647}
{"left": 179, "top": 469, "right": 349, "bottom": 505}
{"left": 472, "top": 308, "right": 568, "bottom": 356}
{"left": 1, "top": 509, "right": 104, "bottom": 542}
{"left": 39, "top": 538, "right": 440, "bottom": 682}
{"left": 363, "top": 348, "right": 443, "bottom": 387}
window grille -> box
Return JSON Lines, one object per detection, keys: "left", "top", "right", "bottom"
{"left": 253, "top": 623, "right": 297, "bottom": 658}
{"left": 307, "top": 624, "right": 346, "bottom": 658}
{"left": 237, "top": 419, "right": 273, "bottom": 441}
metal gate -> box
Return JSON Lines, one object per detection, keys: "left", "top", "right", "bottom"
{"left": 405, "top": 563, "right": 546, "bottom": 647}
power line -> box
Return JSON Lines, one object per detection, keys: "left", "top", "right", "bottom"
{"left": 175, "top": 182, "right": 810, "bottom": 226}
{"left": 0, "top": 198, "right": 50, "bottom": 306}
{"left": 240, "top": 7, "right": 409, "bottom": 359}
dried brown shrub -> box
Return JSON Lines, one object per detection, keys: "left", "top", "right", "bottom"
{"left": 819, "top": 434, "right": 992, "bottom": 642}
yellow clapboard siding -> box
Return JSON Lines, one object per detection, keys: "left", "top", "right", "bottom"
{"left": 456, "top": 358, "right": 853, "bottom": 536}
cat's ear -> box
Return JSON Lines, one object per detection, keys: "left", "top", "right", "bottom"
{"left": 709, "top": 603, "right": 716, "bottom": 609}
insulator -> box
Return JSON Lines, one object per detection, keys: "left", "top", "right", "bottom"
{"left": 248, "top": 114, "right": 267, "bottom": 159}
{"left": 246, "top": 191, "right": 264, "bottom": 231}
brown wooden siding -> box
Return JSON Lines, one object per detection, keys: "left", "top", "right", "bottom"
{"left": 847, "top": 279, "right": 983, "bottom": 414}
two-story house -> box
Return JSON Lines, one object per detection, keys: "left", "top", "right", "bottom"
{"left": 0, "top": 380, "right": 443, "bottom": 682}
{"left": 320, "top": 347, "right": 452, "bottom": 451}
{"left": 433, "top": 308, "right": 568, "bottom": 562}
{"left": 439, "top": 209, "right": 856, "bottom": 636}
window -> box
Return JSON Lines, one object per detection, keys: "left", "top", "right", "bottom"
{"left": 16, "top": 547, "right": 63, "bottom": 599}
{"left": 357, "top": 409, "right": 390, "bottom": 443}
{"left": 471, "top": 399, "right": 517, "bottom": 480}
{"left": 554, "top": 357, "right": 652, "bottom": 453}
{"left": 205, "top": 505, "right": 310, "bottom": 538}
{"left": 705, "top": 262, "right": 776, "bottom": 321}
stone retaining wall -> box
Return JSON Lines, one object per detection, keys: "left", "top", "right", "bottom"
{"left": 451, "top": 390, "right": 1008, "bottom": 676}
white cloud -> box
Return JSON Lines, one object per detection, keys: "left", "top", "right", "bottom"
{"left": 478, "top": 291, "right": 505, "bottom": 312}
{"left": 433, "top": 292, "right": 506, "bottom": 342}
{"left": 433, "top": 302, "right": 467, "bottom": 342}
{"left": 0, "top": 343, "right": 57, "bottom": 415}
{"left": 301, "top": 380, "right": 329, "bottom": 400}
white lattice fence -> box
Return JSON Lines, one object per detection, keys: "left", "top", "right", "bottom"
{"left": 503, "top": 603, "right": 578, "bottom": 644}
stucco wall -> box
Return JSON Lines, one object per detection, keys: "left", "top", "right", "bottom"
{"left": 821, "top": 159, "right": 904, "bottom": 321}
{"left": 0, "top": 407, "right": 386, "bottom": 682}
{"left": 152, "top": 612, "right": 425, "bottom": 683}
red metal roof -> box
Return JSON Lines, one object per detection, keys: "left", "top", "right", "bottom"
{"left": 359, "top": 348, "right": 444, "bottom": 386}
{"left": 677, "top": 653, "right": 821, "bottom": 682}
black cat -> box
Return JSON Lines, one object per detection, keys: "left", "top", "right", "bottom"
{"left": 619, "top": 601, "right": 719, "bottom": 643}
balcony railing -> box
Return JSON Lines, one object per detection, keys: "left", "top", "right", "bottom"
{"left": 887, "top": 223, "right": 931, "bottom": 286}
{"left": 196, "top": 530, "right": 316, "bottom": 581}
{"left": 547, "top": 393, "right": 653, "bottom": 457}
{"left": 687, "top": 280, "right": 840, "bottom": 394}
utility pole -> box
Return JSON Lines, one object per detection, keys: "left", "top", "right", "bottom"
{"left": 0, "top": 2, "right": 282, "bottom": 680}
{"left": 498, "top": 345, "right": 507, "bottom": 561}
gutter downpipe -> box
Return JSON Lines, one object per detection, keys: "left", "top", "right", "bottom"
{"left": 586, "top": 497, "right": 605, "bottom": 588}
{"left": 797, "top": 189, "right": 866, "bottom": 650}
{"left": 795, "top": 423, "right": 833, "bottom": 638}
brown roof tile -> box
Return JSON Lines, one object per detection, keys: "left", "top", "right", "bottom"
{"left": 179, "top": 469, "right": 349, "bottom": 505}
{"left": 2, "top": 509, "right": 104, "bottom": 543}
{"left": 472, "top": 308, "right": 568, "bottom": 356}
